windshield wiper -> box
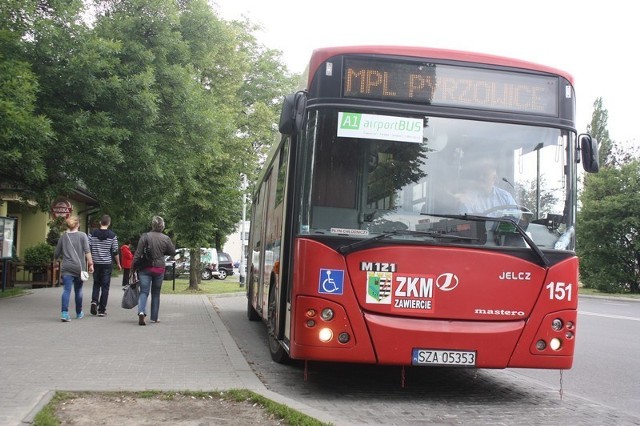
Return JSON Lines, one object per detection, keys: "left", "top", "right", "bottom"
{"left": 426, "top": 213, "right": 550, "bottom": 267}
{"left": 337, "top": 229, "right": 479, "bottom": 255}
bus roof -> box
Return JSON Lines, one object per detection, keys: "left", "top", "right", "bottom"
{"left": 306, "top": 45, "right": 574, "bottom": 88}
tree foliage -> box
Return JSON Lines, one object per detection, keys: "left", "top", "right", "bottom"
{"left": 587, "top": 97, "right": 613, "bottom": 167}
{"left": 587, "top": 97, "right": 640, "bottom": 167}
{"left": 0, "top": 0, "right": 54, "bottom": 205}
{"left": 577, "top": 162, "right": 640, "bottom": 293}
{"left": 1, "top": 0, "right": 298, "bottom": 289}
{"left": 578, "top": 98, "right": 640, "bottom": 293}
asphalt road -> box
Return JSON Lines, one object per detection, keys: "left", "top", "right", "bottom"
{"left": 213, "top": 294, "right": 640, "bottom": 425}
{"left": 513, "top": 296, "right": 640, "bottom": 418}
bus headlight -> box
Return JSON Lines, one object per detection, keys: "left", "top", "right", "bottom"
{"left": 318, "top": 328, "right": 333, "bottom": 342}
{"left": 549, "top": 338, "right": 562, "bottom": 351}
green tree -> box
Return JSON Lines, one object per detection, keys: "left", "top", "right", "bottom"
{"left": 578, "top": 97, "right": 640, "bottom": 294}
{"left": 586, "top": 97, "right": 639, "bottom": 167}
{"left": 587, "top": 97, "right": 613, "bottom": 167}
{"left": 577, "top": 161, "right": 640, "bottom": 293}
{"left": 0, "top": 0, "right": 54, "bottom": 205}
{"left": 1, "top": 0, "right": 295, "bottom": 284}
{"left": 167, "top": 6, "right": 297, "bottom": 289}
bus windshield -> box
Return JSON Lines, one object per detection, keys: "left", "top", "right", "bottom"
{"left": 299, "top": 108, "right": 573, "bottom": 250}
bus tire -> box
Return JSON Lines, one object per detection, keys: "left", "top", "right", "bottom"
{"left": 267, "top": 287, "right": 289, "bottom": 364}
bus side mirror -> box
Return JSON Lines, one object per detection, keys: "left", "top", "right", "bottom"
{"left": 578, "top": 134, "right": 599, "bottom": 173}
{"left": 278, "top": 91, "right": 307, "bottom": 135}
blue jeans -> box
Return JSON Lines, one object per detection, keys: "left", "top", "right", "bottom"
{"left": 61, "top": 275, "right": 83, "bottom": 314}
{"left": 138, "top": 270, "right": 163, "bottom": 321}
{"left": 91, "top": 264, "right": 113, "bottom": 313}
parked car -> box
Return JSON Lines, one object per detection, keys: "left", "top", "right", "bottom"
{"left": 163, "top": 256, "right": 185, "bottom": 280}
{"left": 164, "top": 248, "right": 218, "bottom": 280}
{"left": 214, "top": 252, "right": 234, "bottom": 280}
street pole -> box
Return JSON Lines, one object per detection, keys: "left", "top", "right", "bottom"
{"left": 239, "top": 174, "right": 247, "bottom": 287}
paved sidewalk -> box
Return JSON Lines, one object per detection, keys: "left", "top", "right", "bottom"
{"left": 0, "top": 285, "right": 336, "bottom": 426}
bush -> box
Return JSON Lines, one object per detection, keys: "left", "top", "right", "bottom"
{"left": 24, "top": 243, "right": 55, "bottom": 273}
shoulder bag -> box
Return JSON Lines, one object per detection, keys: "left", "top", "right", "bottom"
{"left": 67, "top": 233, "right": 89, "bottom": 281}
{"left": 133, "top": 233, "right": 153, "bottom": 271}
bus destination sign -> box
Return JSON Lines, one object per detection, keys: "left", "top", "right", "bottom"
{"left": 343, "top": 58, "right": 559, "bottom": 115}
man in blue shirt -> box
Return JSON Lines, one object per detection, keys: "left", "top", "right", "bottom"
{"left": 458, "top": 157, "right": 516, "bottom": 215}
{"left": 88, "top": 215, "right": 122, "bottom": 316}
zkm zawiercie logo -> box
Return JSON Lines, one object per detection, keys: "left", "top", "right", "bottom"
{"left": 366, "top": 271, "right": 461, "bottom": 312}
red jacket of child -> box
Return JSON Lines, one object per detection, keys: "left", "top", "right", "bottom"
{"left": 120, "top": 244, "right": 133, "bottom": 269}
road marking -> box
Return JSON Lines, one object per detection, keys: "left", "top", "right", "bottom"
{"left": 580, "top": 311, "right": 640, "bottom": 321}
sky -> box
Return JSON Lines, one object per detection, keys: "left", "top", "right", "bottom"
{"left": 214, "top": 0, "right": 638, "bottom": 147}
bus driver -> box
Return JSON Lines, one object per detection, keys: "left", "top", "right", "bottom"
{"left": 457, "top": 157, "right": 516, "bottom": 215}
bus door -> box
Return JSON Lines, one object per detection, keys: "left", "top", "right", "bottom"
{"left": 248, "top": 169, "right": 269, "bottom": 317}
{"left": 259, "top": 167, "right": 282, "bottom": 319}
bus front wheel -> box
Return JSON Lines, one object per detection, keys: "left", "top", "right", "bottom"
{"left": 267, "top": 287, "right": 288, "bottom": 363}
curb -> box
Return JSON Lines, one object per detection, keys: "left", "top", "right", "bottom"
{"left": 21, "top": 390, "right": 55, "bottom": 424}
{"left": 206, "top": 295, "right": 346, "bottom": 425}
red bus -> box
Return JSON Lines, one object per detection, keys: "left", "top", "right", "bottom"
{"left": 246, "top": 46, "right": 599, "bottom": 371}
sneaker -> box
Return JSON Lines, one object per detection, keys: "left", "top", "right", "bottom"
{"left": 98, "top": 311, "right": 106, "bottom": 317}
{"left": 76, "top": 311, "right": 84, "bottom": 319}
{"left": 151, "top": 320, "right": 160, "bottom": 323}
{"left": 61, "top": 311, "right": 71, "bottom": 322}
{"left": 90, "top": 302, "right": 97, "bottom": 315}
{"left": 138, "top": 313, "right": 146, "bottom": 326}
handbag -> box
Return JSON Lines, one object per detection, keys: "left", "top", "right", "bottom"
{"left": 67, "top": 233, "right": 89, "bottom": 281}
{"left": 133, "top": 234, "right": 153, "bottom": 271}
{"left": 121, "top": 274, "right": 140, "bottom": 309}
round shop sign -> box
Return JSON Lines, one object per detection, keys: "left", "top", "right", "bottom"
{"left": 51, "top": 199, "right": 72, "bottom": 218}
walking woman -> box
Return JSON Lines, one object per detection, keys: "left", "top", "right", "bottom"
{"left": 54, "top": 216, "right": 94, "bottom": 322}
{"left": 133, "top": 216, "right": 175, "bottom": 325}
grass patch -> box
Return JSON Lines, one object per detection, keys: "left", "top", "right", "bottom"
{"left": 33, "top": 390, "right": 331, "bottom": 426}
{"left": 33, "top": 392, "right": 75, "bottom": 426}
{"left": 579, "top": 287, "right": 640, "bottom": 299}
{"left": 0, "top": 288, "right": 27, "bottom": 299}
{"left": 222, "top": 389, "right": 330, "bottom": 426}
{"left": 161, "top": 274, "right": 246, "bottom": 295}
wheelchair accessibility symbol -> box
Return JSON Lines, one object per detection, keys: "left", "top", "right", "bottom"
{"left": 318, "top": 269, "right": 344, "bottom": 295}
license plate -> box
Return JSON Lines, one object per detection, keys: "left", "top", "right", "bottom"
{"left": 412, "top": 349, "right": 476, "bottom": 366}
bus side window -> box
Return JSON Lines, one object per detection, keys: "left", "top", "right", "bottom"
{"left": 312, "top": 138, "right": 358, "bottom": 209}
